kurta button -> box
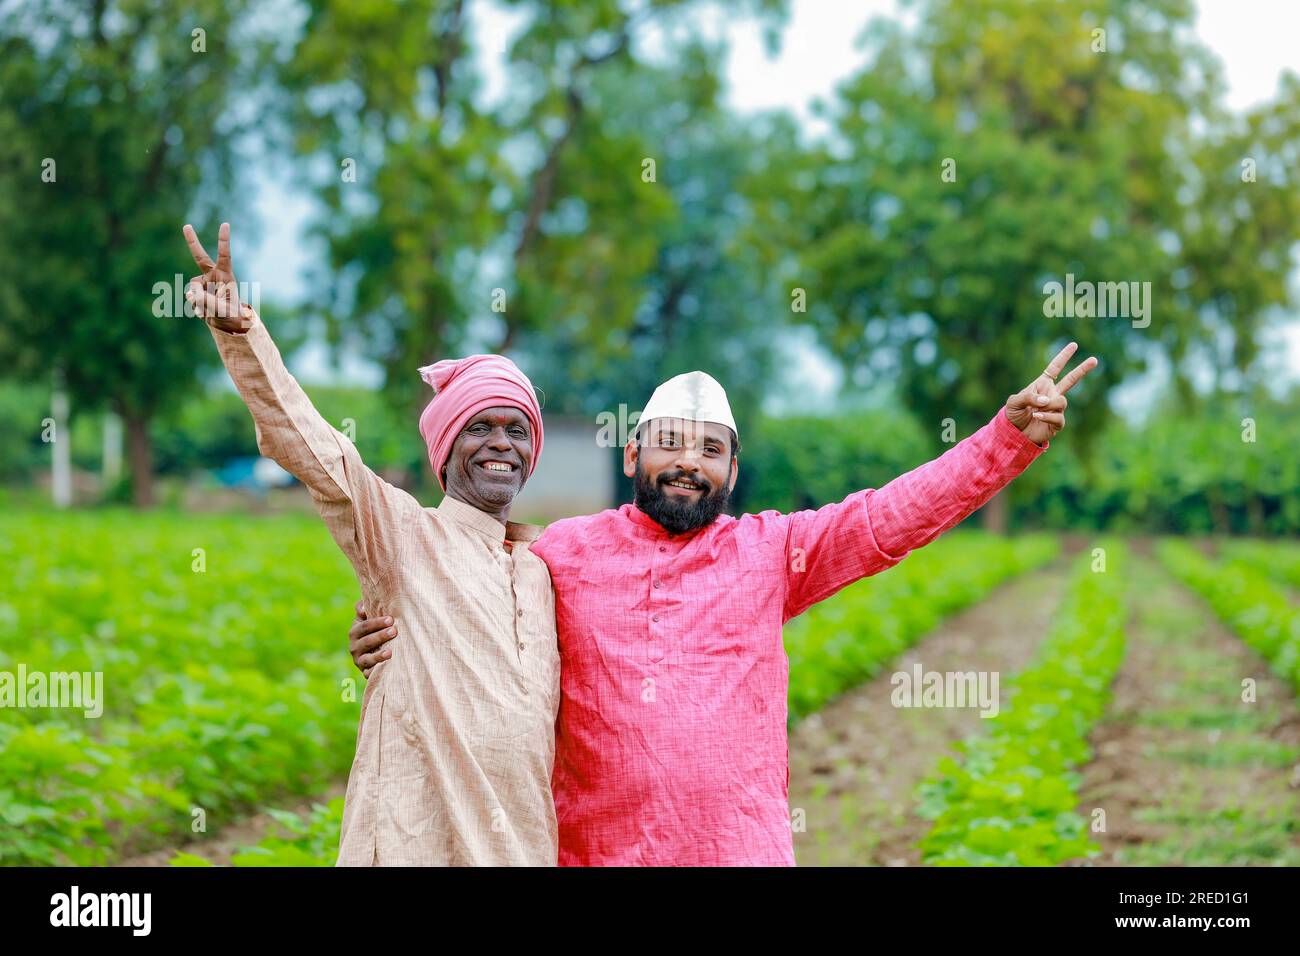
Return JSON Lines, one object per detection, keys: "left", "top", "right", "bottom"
{"left": 653, "top": 580, "right": 661, "bottom": 589}
{"left": 518, "top": 643, "right": 525, "bottom": 651}
{"left": 652, "top": 614, "right": 660, "bottom": 622}
{"left": 517, "top": 609, "right": 524, "bottom": 617}
{"left": 658, "top": 546, "right": 667, "bottom": 552}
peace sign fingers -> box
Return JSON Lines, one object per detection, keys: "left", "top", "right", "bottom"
{"left": 1057, "top": 355, "right": 1099, "bottom": 395}
{"left": 183, "top": 224, "right": 214, "bottom": 273}
{"left": 1042, "top": 341, "right": 1079, "bottom": 381}
{"left": 216, "top": 222, "right": 232, "bottom": 274}
{"left": 180, "top": 221, "right": 247, "bottom": 333}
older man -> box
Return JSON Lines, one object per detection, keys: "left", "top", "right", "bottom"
{"left": 183, "top": 223, "right": 559, "bottom": 866}
{"left": 353, "top": 348, "right": 1096, "bottom": 865}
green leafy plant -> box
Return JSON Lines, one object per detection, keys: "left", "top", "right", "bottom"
{"left": 914, "top": 542, "right": 1127, "bottom": 865}
{"left": 0, "top": 509, "right": 361, "bottom": 865}
{"left": 1158, "top": 539, "right": 1300, "bottom": 694}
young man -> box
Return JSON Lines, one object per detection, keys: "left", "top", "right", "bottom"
{"left": 353, "top": 350, "right": 1096, "bottom": 865}
{"left": 184, "top": 223, "right": 560, "bottom": 865}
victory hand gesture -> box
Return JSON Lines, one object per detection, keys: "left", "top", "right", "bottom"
{"left": 183, "top": 222, "right": 251, "bottom": 334}
{"left": 1004, "top": 342, "right": 1098, "bottom": 446}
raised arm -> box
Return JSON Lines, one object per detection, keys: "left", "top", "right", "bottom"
{"left": 183, "top": 222, "right": 414, "bottom": 592}
{"left": 870, "top": 342, "right": 1096, "bottom": 556}
{"left": 783, "top": 343, "right": 1097, "bottom": 619}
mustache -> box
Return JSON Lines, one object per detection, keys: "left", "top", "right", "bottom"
{"left": 635, "top": 461, "right": 730, "bottom": 536}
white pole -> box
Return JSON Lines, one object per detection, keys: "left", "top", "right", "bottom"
{"left": 102, "top": 411, "right": 123, "bottom": 489}
{"left": 51, "top": 387, "right": 71, "bottom": 508}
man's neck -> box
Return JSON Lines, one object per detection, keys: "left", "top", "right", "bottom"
{"left": 447, "top": 491, "right": 510, "bottom": 526}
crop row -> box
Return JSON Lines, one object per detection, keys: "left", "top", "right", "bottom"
{"left": 1217, "top": 538, "right": 1300, "bottom": 593}
{"left": 913, "top": 542, "right": 1127, "bottom": 866}
{"left": 1157, "top": 539, "right": 1300, "bottom": 694}
{"left": 785, "top": 532, "right": 1060, "bottom": 721}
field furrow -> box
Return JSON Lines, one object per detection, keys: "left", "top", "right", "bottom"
{"left": 1074, "top": 554, "right": 1300, "bottom": 865}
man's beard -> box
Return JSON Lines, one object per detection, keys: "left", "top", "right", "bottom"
{"left": 633, "top": 460, "right": 731, "bottom": 536}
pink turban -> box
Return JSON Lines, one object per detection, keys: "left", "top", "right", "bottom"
{"left": 416, "top": 354, "right": 544, "bottom": 491}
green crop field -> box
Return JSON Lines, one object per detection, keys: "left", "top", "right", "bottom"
{"left": 2, "top": 508, "right": 1298, "bottom": 867}
{"left": 0, "top": 509, "right": 362, "bottom": 865}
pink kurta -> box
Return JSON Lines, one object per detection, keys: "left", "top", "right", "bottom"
{"left": 531, "top": 407, "right": 1046, "bottom": 865}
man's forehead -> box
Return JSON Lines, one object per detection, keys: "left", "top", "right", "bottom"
{"left": 468, "top": 405, "right": 528, "bottom": 424}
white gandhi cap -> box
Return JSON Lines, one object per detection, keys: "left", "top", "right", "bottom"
{"left": 637, "top": 370, "right": 737, "bottom": 439}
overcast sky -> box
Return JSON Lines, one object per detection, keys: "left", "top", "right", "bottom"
{"left": 243, "top": 0, "right": 1300, "bottom": 402}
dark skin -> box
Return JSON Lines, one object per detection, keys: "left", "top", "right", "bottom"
{"left": 350, "top": 407, "right": 532, "bottom": 675}
{"left": 180, "top": 221, "right": 536, "bottom": 521}
{"left": 180, "top": 222, "right": 548, "bottom": 673}
{"left": 442, "top": 406, "right": 534, "bottom": 523}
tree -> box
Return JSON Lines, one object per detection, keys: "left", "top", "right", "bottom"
{"left": 0, "top": 0, "right": 254, "bottom": 505}
{"left": 753, "top": 0, "right": 1300, "bottom": 530}
{"left": 512, "top": 45, "right": 802, "bottom": 508}
{"left": 271, "top": 0, "right": 790, "bottom": 421}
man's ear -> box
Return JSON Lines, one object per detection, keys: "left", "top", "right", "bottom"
{"left": 727, "top": 456, "right": 738, "bottom": 493}
{"left": 623, "top": 439, "right": 638, "bottom": 479}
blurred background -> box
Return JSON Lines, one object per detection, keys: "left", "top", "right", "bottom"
{"left": 0, "top": 0, "right": 1297, "bottom": 868}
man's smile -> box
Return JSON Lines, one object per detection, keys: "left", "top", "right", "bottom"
{"left": 476, "top": 459, "right": 518, "bottom": 478}
{"left": 663, "top": 477, "right": 705, "bottom": 494}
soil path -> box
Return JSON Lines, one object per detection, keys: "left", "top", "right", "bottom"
{"left": 1073, "top": 555, "right": 1300, "bottom": 865}
{"left": 788, "top": 562, "right": 1072, "bottom": 866}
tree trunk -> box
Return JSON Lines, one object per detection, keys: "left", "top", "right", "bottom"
{"left": 124, "top": 410, "right": 155, "bottom": 508}
{"left": 1246, "top": 493, "right": 1264, "bottom": 536}
{"left": 1207, "top": 486, "right": 1230, "bottom": 536}
{"left": 981, "top": 487, "right": 1009, "bottom": 535}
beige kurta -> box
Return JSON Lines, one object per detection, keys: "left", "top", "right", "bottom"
{"left": 210, "top": 309, "right": 560, "bottom": 866}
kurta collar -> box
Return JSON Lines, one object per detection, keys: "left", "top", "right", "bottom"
{"left": 437, "top": 494, "right": 542, "bottom": 544}
{"left": 620, "top": 502, "right": 713, "bottom": 542}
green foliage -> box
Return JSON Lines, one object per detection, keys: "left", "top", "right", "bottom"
{"left": 739, "top": 394, "right": 1300, "bottom": 534}
{"left": 1158, "top": 539, "right": 1300, "bottom": 694}
{"left": 164, "top": 797, "right": 342, "bottom": 867}
{"left": 1, "top": 381, "right": 436, "bottom": 498}
{"left": 225, "top": 799, "right": 343, "bottom": 867}
{"left": 1029, "top": 391, "right": 1300, "bottom": 535}
{"left": 0, "top": 509, "right": 361, "bottom": 865}
{"left": 0, "top": 0, "right": 262, "bottom": 503}
{"left": 156, "top": 383, "right": 430, "bottom": 483}
{"left": 0, "top": 382, "right": 55, "bottom": 482}
{"left": 785, "top": 532, "right": 1059, "bottom": 721}
{"left": 739, "top": 407, "right": 931, "bottom": 514}
{"left": 277, "top": 0, "right": 791, "bottom": 421}
{"left": 756, "top": 0, "right": 1300, "bottom": 444}
{"left": 915, "top": 542, "right": 1127, "bottom": 866}
{"left": 1218, "top": 539, "right": 1300, "bottom": 593}
{"left": 516, "top": 54, "right": 796, "bottom": 451}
